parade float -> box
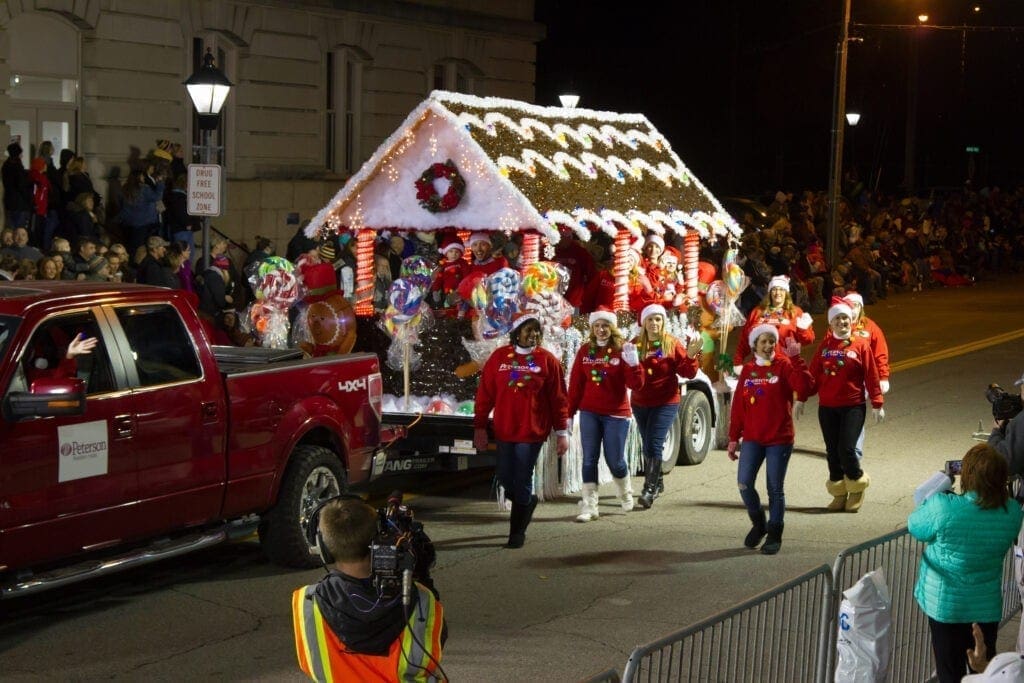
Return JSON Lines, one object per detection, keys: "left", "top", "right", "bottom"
{"left": 305, "top": 90, "right": 742, "bottom": 497}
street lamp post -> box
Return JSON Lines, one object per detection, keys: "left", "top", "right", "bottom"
{"left": 184, "top": 48, "right": 233, "bottom": 270}
{"left": 846, "top": 111, "right": 861, "bottom": 173}
{"left": 559, "top": 93, "right": 580, "bottom": 109}
{"left": 826, "top": 0, "right": 853, "bottom": 269}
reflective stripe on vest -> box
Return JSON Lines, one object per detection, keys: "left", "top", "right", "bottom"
{"left": 294, "top": 585, "right": 332, "bottom": 683}
{"left": 397, "top": 585, "right": 442, "bottom": 681}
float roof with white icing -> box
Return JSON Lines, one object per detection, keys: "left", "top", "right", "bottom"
{"left": 309, "top": 90, "right": 741, "bottom": 244}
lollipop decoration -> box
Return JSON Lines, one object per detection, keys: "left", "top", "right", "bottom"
{"left": 400, "top": 255, "right": 434, "bottom": 291}
{"left": 717, "top": 248, "right": 749, "bottom": 372}
{"left": 247, "top": 256, "right": 299, "bottom": 349}
{"left": 381, "top": 277, "right": 432, "bottom": 409}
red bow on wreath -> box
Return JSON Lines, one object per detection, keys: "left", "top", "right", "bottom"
{"left": 414, "top": 159, "right": 466, "bottom": 213}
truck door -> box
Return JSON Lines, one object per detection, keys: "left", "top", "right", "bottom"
{"left": 108, "top": 302, "right": 226, "bottom": 534}
{"left": 0, "top": 308, "right": 137, "bottom": 570}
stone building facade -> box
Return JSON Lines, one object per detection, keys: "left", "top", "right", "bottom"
{"left": 0, "top": 0, "right": 542, "bottom": 248}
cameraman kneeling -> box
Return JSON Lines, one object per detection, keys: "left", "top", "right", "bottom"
{"left": 987, "top": 374, "right": 1024, "bottom": 476}
{"left": 292, "top": 498, "right": 445, "bottom": 682}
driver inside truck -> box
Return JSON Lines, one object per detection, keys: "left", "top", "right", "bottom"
{"left": 24, "top": 330, "right": 98, "bottom": 388}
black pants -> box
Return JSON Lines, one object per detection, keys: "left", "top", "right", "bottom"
{"left": 818, "top": 404, "right": 865, "bottom": 481}
{"left": 927, "top": 617, "right": 997, "bottom": 683}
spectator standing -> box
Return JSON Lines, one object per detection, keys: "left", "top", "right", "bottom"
{"left": 732, "top": 275, "right": 815, "bottom": 373}
{"left": 629, "top": 303, "right": 703, "bottom": 509}
{"left": 66, "top": 192, "right": 102, "bottom": 243}
{"left": 118, "top": 165, "right": 164, "bottom": 255}
{"left": 163, "top": 174, "right": 198, "bottom": 253}
{"left": 36, "top": 256, "right": 60, "bottom": 281}
{"left": 567, "top": 309, "right": 644, "bottom": 521}
{"left": 198, "top": 253, "right": 235, "bottom": 319}
{"left": 473, "top": 313, "right": 570, "bottom": 548}
{"left": 2, "top": 226, "right": 44, "bottom": 262}
{"left": 728, "top": 324, "right": 811, "bottom": 555}
{"left": 801, "top": 297, "right": 883, "bottom": 512}
{"left": 908, "top": 444, "right": 1022, "bottom": 683}
{"left": 2, "top": 143, "right": 32, "bottom": 230}
{"left": 135, "top": 235, "right": 170, "bottom": 286}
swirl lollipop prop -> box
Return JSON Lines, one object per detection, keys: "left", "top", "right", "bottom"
{"left": 717, "top": 248, "right": 749, "bottom": 366}
{"left": 247, "top": 256, "right": 299, "bottom": 349}
{"left": 520, "top": 261, "right": 573, "bottom": 356}
{"left": 400, "top": 255, "right": 434, "bottom": 291}
{"left": 381, "top": 277, "right": 431, "bottom": 409}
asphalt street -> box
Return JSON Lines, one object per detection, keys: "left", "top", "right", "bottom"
{"left": 2, "top": 275, "right": 1023, "bottom": 681}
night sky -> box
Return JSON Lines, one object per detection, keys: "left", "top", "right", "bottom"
{"left": 534, "top": 0, "right": 1024, "bottom": 201}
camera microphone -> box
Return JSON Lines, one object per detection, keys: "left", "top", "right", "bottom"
{"left": 387, "top": 490, "right": 404, "bottom": 507}
{"left": 402, "top": 567, "right": 414, "bottom": 607}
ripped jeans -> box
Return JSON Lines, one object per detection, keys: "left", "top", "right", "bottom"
{"left": 737, "top": 441, "right": 793, "bottom": 524}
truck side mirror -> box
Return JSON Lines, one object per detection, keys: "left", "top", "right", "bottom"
{"left": 4, "top": 378, "right": 87, "bottom": 420}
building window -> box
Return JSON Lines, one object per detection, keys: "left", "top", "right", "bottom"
{"left": 429, "top": 60, "right": 479, "bottom": 95}
{"left": 326, "top": 49, "right": 364, "bottom": 175}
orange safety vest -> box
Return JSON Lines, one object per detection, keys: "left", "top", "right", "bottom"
{"left": 292, "top": 582, "right": 444, "bottom": 682}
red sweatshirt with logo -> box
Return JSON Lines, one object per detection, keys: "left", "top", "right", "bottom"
{"left": 475, "top": 344, "right": 569, "bottom": 443}
{"left": 628, "top": 334, "right": 699, "bottom": 407}
{"left": 730, "top": 353, "right": 813, "bottom": 446}
{"left": 567, "top": 343, "right": 644, "bottom": 418}
{"left": 804, "top": 333, "right": 883, "bottom": 408}
{"left": 853, "top": 316, "right": 890, "bottom": 379}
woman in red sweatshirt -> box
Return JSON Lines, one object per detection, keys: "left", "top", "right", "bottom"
{"left": 567, "top": 309, "right": 644, "bottom": 521}
{"left": 728, "top": 323, "right": 811, "bottom": 555}
{"left": 629, "top": 304, "right": 703, "bottom": 509}
{"left": 732, "top": 275, "right": 815, "bottom": 375}
{"left": 473, "top": 313, "right": 569, "bottom": 548}
{"left": 801, "top": 297, "right": 884, "bottom": 513}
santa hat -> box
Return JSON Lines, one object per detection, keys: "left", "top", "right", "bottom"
{"left": 662, "top": 246, "right": 681, "bottom": 262}
{"left": 640, "top": 303, "right": 667, "bottom": 324}
{"left": 467, "top": 232, "right": 491, "bottom": 248}
{"left": 303, "top": 263, "right": 340, "bottom": 303}
{"left": 510, "top": 311, "right": 540, "bottom": 334}
{"left": 768, "top": 275, "right": 790, "bottom": 292}
{"left": 645, "top": 232, "right": 665, "bottom": 249}
{"left": 844, "top": 292, "right": 864, "bottom": 308}
{"left": 827, "top": 296, "right": 853, "bottom": 323}
{"left": 438, "top": 236, "right": 465, "bottom": 255}
{"left": 588, "top": 307, "right": 617, "bottom": 327}
{"left": 748, "top": 323, "right": 779, "bottom": 350}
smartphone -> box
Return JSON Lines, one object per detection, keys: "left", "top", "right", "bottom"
{"left": 945, "top": 460, "right": 962, "bottom": 477}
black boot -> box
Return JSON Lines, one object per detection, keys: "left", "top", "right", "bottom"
{"left": 656, "top": 474, "right": 665, "bottom": 495}
{"left": 636, "top": 456, "right": 661, "bottom": 510}
{"left": 506, "top": 501, "right": 527, "bottom": 549}
{"left": 744, "top": 509, "right": 767, "bottom": 549}
{"left": 636, "top": 484, "right": 657, "bottom": 510}
{"left": 522, "top": 494, "right": 538, "bottom": 529}
{"left": 761, "top": 522, "right": 783, "bottom": 555}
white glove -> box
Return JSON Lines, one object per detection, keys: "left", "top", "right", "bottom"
{"left": 873, "top": 407, "right": 886, "bottom": 424}
{"left": 782, "top": 337, "right": 801, "bottom": 358}
{"left": 793, "top": 401, "right": 804, "bottom": 419}
{"left": 621, "top": 342, "right": 639, "bottom": 367}
{"left": 732, "top": 364, "right": 743, "bottom": 377}
{"left": 796, "top": 312, "right": 813, "bottom": 330}
{"left": 879, "top": 379, "right": 890, "bottom": 395}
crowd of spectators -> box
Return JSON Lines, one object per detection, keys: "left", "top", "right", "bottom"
{"left": 733, "top": 185, "right": 1024, "bottom": 316}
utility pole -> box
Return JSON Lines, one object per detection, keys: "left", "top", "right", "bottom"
{"left": 826, "top": 0, "right": 853, "bottom": 268}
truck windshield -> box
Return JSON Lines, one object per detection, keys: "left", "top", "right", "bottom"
{"left": 0, "top": 315, "right": 21, "bottom": 363}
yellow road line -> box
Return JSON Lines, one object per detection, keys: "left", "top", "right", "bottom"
{"left": 891, "top": 329, "right": 1024, "bottom": 373}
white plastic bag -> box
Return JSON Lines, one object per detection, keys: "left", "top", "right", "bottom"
{"left": 835, "top": 568, "right": 892, "bottom": 683}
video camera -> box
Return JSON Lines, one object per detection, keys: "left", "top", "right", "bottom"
{"left": 370, "top": 491, "right": 437, "bottom": 605}
{"left": 986, "top": 383, "right": 1023, "bottom": 422}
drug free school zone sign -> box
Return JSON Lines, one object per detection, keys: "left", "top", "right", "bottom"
{"left": 187, "top": 164, "right": 222, "bottom": 217}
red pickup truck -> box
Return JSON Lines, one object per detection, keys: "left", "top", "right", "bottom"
{"left": 0, "top": 281, "right": 384, "bottom": 597}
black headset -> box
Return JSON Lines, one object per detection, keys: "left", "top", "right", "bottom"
{"left": 305, "top": 493, "right": 365, "bottom": 567}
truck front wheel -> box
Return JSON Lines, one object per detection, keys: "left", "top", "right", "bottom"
{"left": 260, "top": 445, "right": 347, "bottom": 568}
{"left": 677, "top": 390, "right": 712, "bottom": 466}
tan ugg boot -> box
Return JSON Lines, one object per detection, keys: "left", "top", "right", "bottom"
{"left": 844, "top": 473, "right": 871, "bottom": 513}
{"left": 825, "top": 479, "right": 848, "bottom": 512}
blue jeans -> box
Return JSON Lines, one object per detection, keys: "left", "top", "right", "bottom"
{"left": 579, "top": 411, "right": 629, "bottom": 482}
{"left": 631, "top": 403, "right": 679, "bottom": 490}
{"left": 737, "top": 441, "right": 792, "bottom": 524}
{"left": 495, "top": 441, "right": 543, "bottom": 505}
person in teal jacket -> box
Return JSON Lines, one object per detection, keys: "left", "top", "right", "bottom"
{"left": 908, "top": 443, "right": 1023, "bottom": 683}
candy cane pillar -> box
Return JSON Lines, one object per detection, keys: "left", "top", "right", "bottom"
{"left": 612, "top": 227, "right": 630, "bottom": 312}
{"left": 684, "top": 231, "right": 700, "bottom": 304}
{"left": 354, "top": 228, "right": 375, "bottom": 316}
{"left": 520, "top": 232, "right": 540, "bottom": 268}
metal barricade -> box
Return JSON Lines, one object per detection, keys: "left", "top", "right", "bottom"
{"left": 1001, "top": 545, "right": 1022, "bottom": 627}
{"left": 828, "top": 528, "right": 931, "bottom": 682}
{"left": 621, "top": 565, "right": 833, "bottom": 683}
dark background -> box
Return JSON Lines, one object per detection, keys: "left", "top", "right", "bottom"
{"left": 534, "top": 0, "right": 1024, "bottom": 201}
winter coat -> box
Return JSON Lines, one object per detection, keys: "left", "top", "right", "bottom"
{"left": 909, "top": 490, "right": 1021, "bottom": 623}
{"left": 989, "top": 411, "right": 1024, "bottom": 477}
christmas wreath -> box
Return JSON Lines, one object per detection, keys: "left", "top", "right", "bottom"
{"left": 415, "top": 159, "right": 465, "bottom": 213}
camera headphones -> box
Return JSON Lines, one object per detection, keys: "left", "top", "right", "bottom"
{"left": 304, "top": 493, "right": 366, "bottom": 567}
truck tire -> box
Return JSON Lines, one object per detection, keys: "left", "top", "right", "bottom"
{"left": 259, "top": 445, "right": 347, "bottom": 568}
{"left": 677, "top": 390, "right": 712, "bottom": 466}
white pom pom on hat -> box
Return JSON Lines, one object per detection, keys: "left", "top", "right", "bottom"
{"left": 768, "top": 275, "right": 790, "bottom": 292}
{"left": 640, "top": 303, "right": 667, "bottom": 324}
{"left": 748, "top": 323, "right": 779, "bottom": 350}
{"left": 588, "top": 308, "right": 617, "bottom": 327}
{"left": 438, "top": 237, "right": 465, "bottom": 255}
{"left": 844, "top": 292, "right": 864, "bottom": 307}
